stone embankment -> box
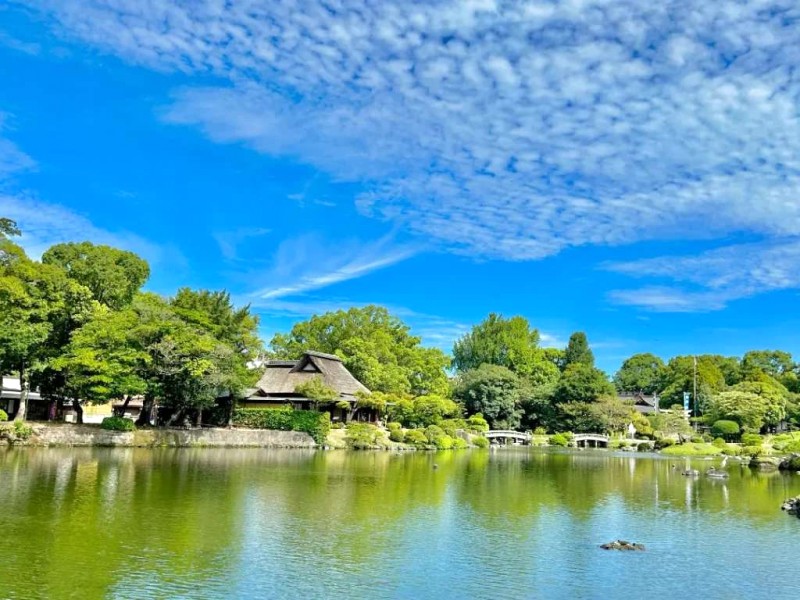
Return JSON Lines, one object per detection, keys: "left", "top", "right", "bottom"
{"left": 3, "top": 424, "right": 316, "bottom": 448}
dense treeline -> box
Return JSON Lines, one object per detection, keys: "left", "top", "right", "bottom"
{"left": 3, "top": 216, "right": 798, "bottom": 438}
{"left": 0, "top": 220, "right": 261, "bottom": 425}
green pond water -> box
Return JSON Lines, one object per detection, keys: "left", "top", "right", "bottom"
{"left": 1, "top": 447, "right": 798, "bottom": 600}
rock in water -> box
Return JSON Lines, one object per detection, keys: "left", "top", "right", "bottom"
{"left": 600, "top": 540, "right": 645, "bottom": 551}
{"left": 780, "top": 496, "right": 800, "bottom": 517}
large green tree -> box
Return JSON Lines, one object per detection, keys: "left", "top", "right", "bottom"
{"left": 452, "top": 313, "right": 559, "bottom": 385}
{"left": 271, "top": 306, "right": 449, "bottom": 396}
{"left": 613, "top": 353, "right": 665, "bottom": 394}
{"left": 453, "top": 364, "right": 524, "bottom": 430}
{"left": 42, "top": 242, "right": 150, "bottom": 310}
{"left": 553, "top": 363, "right": 615, "bottom": 404}
{"left": 741, "top": 350, "right": 794, "bottom": 379}
{"left": 562, "top": 332, "right": 594, "bottom": 369}
{"left": 660, "top": 355, "right": 726, "bottom": 411}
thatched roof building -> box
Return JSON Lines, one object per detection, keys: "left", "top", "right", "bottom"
{"left": 242, "top": 351, "right": 372, "bottom": 422}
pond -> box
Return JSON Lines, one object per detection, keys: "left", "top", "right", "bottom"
{"left": 1, "top": 447, "right": 798, "bottom": 599}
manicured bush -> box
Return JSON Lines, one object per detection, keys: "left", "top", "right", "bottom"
{"left": 452, "top": 437, "right": 469, "bottom": 449}
{"left": 742, "top": 445, "right": 763, "bottom": 457}
{"left": 404, "top": 429, "right": 428, "bottom": 448}
{"left": 425, "top": 424, "right": 446, "bottom": 443}
{"left": 12, "top": 420, "right": 32, "bottom": 440}
{"left": 721, "top": 445, "right": 742, "bottom": 456}
{"left": 466, "top": 414, "right": 489, "bottom": 433}
{"left": 388, "top": 428, "right": 405, "bottom": 443}
{"left": 712, "top": 437, "right": 726, "bottom": 448}
{"left": 654, "top": 437, "right": 676, "bottom": 449}
{"left": 233, "top": 408, "right": 330, "bottom": 445}
{"left": 549, "top": 433, "right": 570, "bottom": 447}
{"left": 345, "top": 423, "right": 385, "bottom": 449}
{"left": 711, "top": 420, "right": 740, "bottom": 441}
{"left": 702, "top": 433, "right": 714, "bottom": 443}
{"left": 434, "top": 434, "right": 454, "bottom": 450}
{"left": 741, "top": 433, "right": 763, "bottom": 447}
{"left": 533, "top": 426, "right": 547, "bottom": 436}
{"left": 690, "top": 435, "right": 704, "bottom": 444}
{"left": 0, "top": 409, "right": 7, "bottom": 422}
{"left": 637, "top": 442, "right": 651, "bottom": 452}
{"left": 387, "top": 421, "right": 402, "bottom": 431}
{"left": 101, "top": 416, "right": 136, "bottom": 431}
{"left": 660, "top": 442, "right": 722, "bottom": 456}
{"left": 472, "top": 435, "right": 489, "bottom": 448}
{"left": 785, "top": 440, "right": 800, "bottom": 454}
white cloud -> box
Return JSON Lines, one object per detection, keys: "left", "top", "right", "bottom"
{"left": 212, "top": 227, "right": 271, "bottom": 261}
{"left": 246, "top": 233, "right": 417, "bottom": 301}
{"left": 606, "top": 239, "right": 800, "bottom": 311}
{"left": 27, "top": 1, "right": 800, "bottom": 300}
{"left": 0, "top": 113, "right": 36, "bottom": 178}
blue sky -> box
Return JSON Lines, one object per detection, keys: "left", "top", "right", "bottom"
{"left": 3, "top": 1, "right": 800, "bottom": 375}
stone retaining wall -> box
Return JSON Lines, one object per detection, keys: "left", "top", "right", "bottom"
{"left": 8, "top": 424, "right": 316, "bottom": 448}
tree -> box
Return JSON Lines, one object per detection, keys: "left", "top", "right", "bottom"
{"left": 557, "top": 397, "right": 633, "bottom": 434}
{"left": 562, "top": 332, "right": 594, "bottom": 369}
{"left": 452, "top": 313, "right": 559, "bottom": 385}
{"left": 42, "top": 242, "right": 150, "bottom": 310}
{"left": 660, "top": 355, "right": 726, "bottom": 410}
{"left": 0, "top": 218, "right": 21, "bottom": 238}
{"left": 271, "top": 306, "right": 449, "bottom": 396}
{"left": 613, "top": 353, "right": 665, "bottom": 394}
{"left": 553, "top": 363, "right": 615, "bottom": 404}
{"left": 742, "top": 350, "right": 794, "bottom": 378}
{"left": 453, "top": 364, "right": 523, "bottom": 430}
{"left": 706, "top": 390, "right": 771, "bottom": 432}
{"left": 648, "top": 408, "right": 692, "bottom": 438}
{"left": 294, "top": 376, "right": 339, "bottom": 410}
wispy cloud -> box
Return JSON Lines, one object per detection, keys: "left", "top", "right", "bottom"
{"left": 0, "top": 113, "right": 36, "bottom": 177}
{"left": 28, "top": 1, "right": 800, "bottom": 305}
{"left": 246, "top": 234, "right": 417, "bottom": 301}
{"left": 213, "top": 227, "right": 271, "bottom": 261}
{"left": 606, "top": 239, "right": 800, "bottom": 311}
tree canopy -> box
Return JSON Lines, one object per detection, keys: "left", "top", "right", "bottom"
{"left": 563, "top": 332, "right": 594, "bottom": 369}
{"left": 453, "top": 364, "right": 524, "bottom": 430}
{"left": 613, "top": 353, "right": 665, "bottom": 394}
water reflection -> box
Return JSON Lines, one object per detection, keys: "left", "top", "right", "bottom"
{"left": 1, "top": 448, "right": 798, "bottom": 599}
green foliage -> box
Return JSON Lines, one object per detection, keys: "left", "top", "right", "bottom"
{"left": 711, "top": 419, "right": 740, "bottom": 440}
{"left": 533, "top": 426, "right": 547, "bottom": 435}
{"left": 660, "top": 355, "right": 726, "bottom": 409}
{"left": 100, "top": 416, "right": 136, "bottom": 431}
{"left": 472, "top": 435, "right": 489, "bottom": 448}
{"left": 451, "top": 313, "right": 559, "bottom": 385}
{"left": 404, "top": 428, "right": 428, "bottom": 447}
{"left": 42, "top": 242, "right": 149, "bottom": 311}
{"left": 549, "top": 433, "right": 571, "bottom": 447}
{"left": 270, "top": 305, "right": 450, "bottom": 396}
{"left": 388, "top": 428, "right": 405, "bottom": 443}
{"left": 344, "top": 423, "right": 386, "bottom": 449}
{"left": 12, "top": 420, "right": 33, "bottom": 440}
{"left": 424, "top": 424, "right": 446, "bottom": 442}
{"left": 654, "top": 437, "right": 675, "bottom": 449}
{"left": 294, "top": 376, "right": 339, "bottom": 405}
{"left": 563, "top": 332, "right": 594, "bottom": 368}
{"left": 742, "top": 445, "right": 763, "bottom": 458}
{"left": 741, "top": 350, "right": 793, "bottom": 378}
{"left": 453, "top": 364, "right": 523, "bottom": 430}
{"left": 0, "top": 409, "right": 6, "bottom": 422}
{"left": 452, "top": 437, "right": 468, "bottom": 449}
{"left": 553, "top": 363, "right": 615, "bottom": 404}
{"left": 721, "top": 445, "right": 743, "bottom": 456}
{"left": 466, "top": 413, "right": 489, "bottom": 433}
{"left": 434, "top": 435, "right": 454, "bottom": 450}
{"left": 707, "top": 389, "right": 779, "bottom": 431}
{"left": 712, "top": 437, "right": 727, "bottom": 448}
{"left": 387, "top": 394, "right": 461, "bottom": 428}
{"left": 741, "top": 433, "right": 763, "bottom": 447}
{"left": 649, "top": 411, "right": 692, "bottom": 437}
{"left": 613, "top": 353, "right": 665, "bottom": 394}
{"left": 233, "top": 408, "right": 330, "bottom": 445}
{"left": 0, "top": 218, "right": 21, "bottom": 238}
{"left": 660, "top": 442, "right": 722, "bottom": 456}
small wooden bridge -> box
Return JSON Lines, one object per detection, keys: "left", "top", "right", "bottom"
{"left": 572, "top": 433, "right": 610, "bottom": 448}
{"left": 485, "top": 430, "right": 532, "bottom": 444}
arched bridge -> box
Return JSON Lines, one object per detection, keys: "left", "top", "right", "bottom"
{"left": 572, "top": 433, "right": 610, "bottom": 447}
{"left": 485, "top": 430, "right": 532, "bottom": 443}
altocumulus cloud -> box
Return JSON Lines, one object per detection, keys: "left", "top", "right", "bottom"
{"left": 29, "top": 0, "right": 800, "bottom": 308}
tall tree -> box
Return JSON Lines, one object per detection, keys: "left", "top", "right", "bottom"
{"left": 0, "top": 218, "right": 21, "bottom": 238}
{"left": 453, "top": 364, "right": 524, "bottom": 430}
{"left": 42, "top": 242, "right": 149, "bottom": 310}
{"left": 741, "top": 350, "right": 794, "bottom": 379}
{"left": 271, "top": 305, "right": 449, "bottom": 396}
{"left": 613, "top": 353, "right": 665, "bottom": 394}
{"left": 562, "top": 332, "right": 594, "bottom": 369}
{"left": 553, "top": 363, "right": 615, "bottom": 404}
{"left": 660, "top": 355, "right": 726, "bottom": 410}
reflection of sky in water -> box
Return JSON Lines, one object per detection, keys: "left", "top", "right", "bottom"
{"left": 1, "top": 449, "right": 798, "bottom": 600}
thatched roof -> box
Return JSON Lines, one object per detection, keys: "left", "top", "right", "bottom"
{"left": 251, "top": 351, "right": 369, "bottom": 399}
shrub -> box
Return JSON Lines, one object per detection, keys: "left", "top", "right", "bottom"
{"left": 388, "top": 428, "right": 405, "bottom": 443}
{"left": 711, "top": 420, "right": 740, "bottom": 441}
{"left": 549, "top": 433, "right": 570, "bottom": 447}
{"left": 741, "top": 433, "right": 763, "bottom": 447}
{"left": 472, "top": 435, "right": 489, "bottom": 448}
{"left": 702, "top": 433, "right": 714, "bottom": 443}
{"left": 785, "top": 440, "right": 800, "bottom": 454}
{"left": 722, "top": 445, "right": 743, "bottom": 456}
{"left": 654, "top": 438, "right": 676, "bottom": 450}
{"left": 404, "top": 429, "right": 428, "bottom": 448}
{"left": 533, "top": 426, "right": 547, "bottom": 436}
{"left": 742, "top": 445, "right": 763, "bottom": 457}
{"left": 345, "top": 423, "right": 385, "bottom": 449}
{"left": 712, "top": 437, "right": 726, "bottom": 448}
{"left": 637, "top": 442, "right": 651, "bottom": 452}
{"left": 690, "top": 435, "right": 704, "bottom": 444}
{"left": 424, "top": 425, "right": 446, "bottom": 443}
{"left": 13, "top": 421, "right": 33, "bottom": 440}
{"left": 0, "top": 409, "right": 7, "bottom": 422}
{"left": 782, "top": 456, "right": 800, "bottom": 471}
{"left": 101, "top": 416, "right": 136, "bottom": 431}
{"left": 387, "top": 422, "right": 402, "bottom": 431}
{"left": 466, "top": 414, "right": 489, "bottom": 433}
{"left": 452, "top": 437, "right": 468, "bottom": 449}
{"left": 440, "top": 419, "right": 465, "bottom": 438}
{"left": 434, "top": 435, "right": 454, "bottom": 450}
{"left": 233, "top": 408, "right": 330, "bottom": 445}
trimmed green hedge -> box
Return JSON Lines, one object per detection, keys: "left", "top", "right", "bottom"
{"left": 233, "top": 408, "right": 330, "bottom": 445}
{"left": 101, "top": 416, "right": 136, "bottom": 431}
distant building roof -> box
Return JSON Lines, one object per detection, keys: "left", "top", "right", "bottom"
{"left": 250, "top": 351, "right": 369, "bottom": 400}
{"left": 619, "top": 392, "right": 658, "bottom": 414}
{"left": 1, "top": 377, "right": 43, "bottom": 402}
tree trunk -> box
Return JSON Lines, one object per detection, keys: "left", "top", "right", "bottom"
{"left": 14, "top": 365, "right": 28, "bottom": 422}
{"left": 115, "top": 395, "right": 132, "bottom": 417}
{"left": 226, "top": 395, "right": 235, "bottom": 428}
{"left": 167, "top": 409, "right": 183, "bottom": 427}
{"left": 195, "top": 409, "right": 202, "bottom": 428}
{"left": 136, "top": 395, "right": 154, "bottom": 427}
{"left": 73, "top": 400, "right": 84, "bottom": 425}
